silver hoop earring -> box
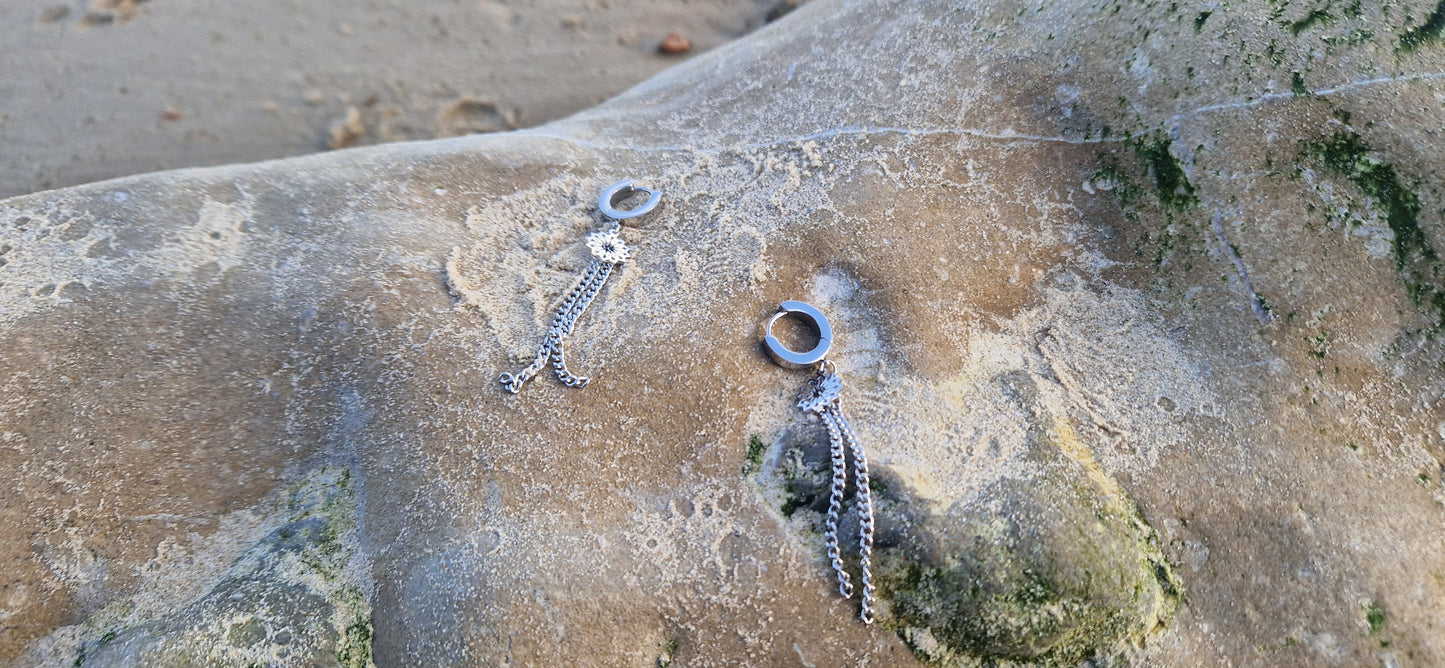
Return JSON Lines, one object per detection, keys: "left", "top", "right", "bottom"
{"left": 764, "top": 301, "right": 876, "bottom": 624}
{"left": 500, "top": 180, "right": 661, "bottom": 393}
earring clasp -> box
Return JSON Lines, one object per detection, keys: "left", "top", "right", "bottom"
{"left": 598, "top": 180, "right": 661, "bottom": 220}
{"left": 764, "top": 301, "right": 833, "bottom": 369}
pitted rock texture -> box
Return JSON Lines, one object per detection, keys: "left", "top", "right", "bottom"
{"left": 3, "top": 0, "right": 1445, "bottom": 666}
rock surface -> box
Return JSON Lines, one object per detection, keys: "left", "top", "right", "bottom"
{"left": 3, "top": 0, "right": 1445, "bottom": 665}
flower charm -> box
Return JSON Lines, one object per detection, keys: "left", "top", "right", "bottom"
{"left": 586, "top": 229, "right": 631, "bottom": 264}
{"left": 798, "top": 372, "right": 843, "bottom": 413}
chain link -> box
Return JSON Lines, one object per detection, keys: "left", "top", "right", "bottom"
{"left": 800, "top": 363, "right": 876, "bottom": 624}
{"left": 821, "top": 407, "right": 854, "bottom": 599}
{"left": 500, "top": 258, "right": 617, "bottom": 393}
{"left": 833, "top": 404, "right": 876, "bottom": 624}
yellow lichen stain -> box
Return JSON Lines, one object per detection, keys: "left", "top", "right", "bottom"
{"left": 1050, "top": 415, "right": 1127, "bottom": 503}
{"left": 1050, "top": 414, "right": 1180, "bottom": 633}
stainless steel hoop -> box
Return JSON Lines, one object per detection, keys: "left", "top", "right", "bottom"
{"left": 597, "top": 180, "right": 661, "bottom": 220}
{"left": 764, "top": 301, "right": 833, "bottom": 369}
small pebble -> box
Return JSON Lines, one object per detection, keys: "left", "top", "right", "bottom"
{"left": 328, "top": 107, "right": 366, "bottom": 150}
{"left": 658, "top": 33, "right": 691, "bottom": 55}
{"left": 161, "top": 107, "right": 183, "bottom": 121}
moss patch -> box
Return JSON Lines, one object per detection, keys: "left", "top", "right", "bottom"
{"left": 774, "top": 445, "right": 829, "bottom": 518}
{"left": 1400, "top": 1, "right": 1445, "bottom": 51}
{"left": 1365, "top": 600, "right": 1386, "bottom": 635}
{"left": 1132, "top": 135, "right": 1198, "bottom": 212}
{"left": 1193, "top": 11, "right": 1211, "bottom": 32}
{"left": 877, "top": 417, "right": 1181, "bottom": 667}
{"left": 656, "top": 637, "right": 680, "bottom": 668}
{"left": 337, "top": 612, "right": 375, "bottom": 668}
{"left": 1287, "top": 9, "right": 1335, "bottom": 36}
{"left": 743, "top": 434, "right": 767, "bottom": 476}
{"left": 1291, "top": 71, "right": 1311, "bottom": 97}
{"left": 1092, "top": 161, "right": 1144, "bottom": 213}
{"left": 288, "top": 468, "right": 374, "bottom": 668}
{"left": 1301, "top": 130, "right": 1444, "bottom": 335}
{"left": 1094, "top": 136, "right": 1200, "bottom": 267}
{"left": 71, "top": 466, "right": 376, "bottom": 667}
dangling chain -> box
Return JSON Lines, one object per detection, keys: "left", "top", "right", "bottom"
{"left": 799, "top": 363, "right": 876, "bottom": 624}
{"left": 500, "top": 226, "right": 628, "bottom": 393}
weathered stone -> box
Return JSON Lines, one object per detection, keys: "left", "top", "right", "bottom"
{"left": 21, "top": 469, "right": 371, "bottom": 667}
{"left": 876, "top": 375, "right": 1181, "bottom": 666}
{"left": 3, "top": 0, "right": 1444, "bottom": 666}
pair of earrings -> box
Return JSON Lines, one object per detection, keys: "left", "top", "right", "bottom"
{"left": 498, "top": 181, "right": 876, "bottom": 624}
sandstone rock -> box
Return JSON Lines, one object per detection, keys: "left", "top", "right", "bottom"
{"left": 2, "top": 0, "right": 1444, "bottom": 666}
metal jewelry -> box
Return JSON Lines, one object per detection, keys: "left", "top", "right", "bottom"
{"left": 499, "top": 180, "right": 661, "bottom": 393}
{"left": 764, "top": 301, "right": 876, "bottom": 624}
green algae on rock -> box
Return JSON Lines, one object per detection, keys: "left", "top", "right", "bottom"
{"left": 1131, "top": 135, "right": 1199, "bottom": 214}
{"left": 751, "top": 361, "right": 1183, "bottom": 667}
{"left": 66, "top": 468, "right": 374, "bottom": 668}
{"left": 1399, "top": 1, "right": 1445, "bottom": 51}
{"left": 1365, "top": 600, "right": 1387, "bottom": 636}
{"left": 873, "top": 393, "right": 1180, "bottom": 667}
{"left": 1301, "top": 129, "right": 1445, "bottom": 336}
{"left": 742, "top": 434, "right": 768, "bottom": 476}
